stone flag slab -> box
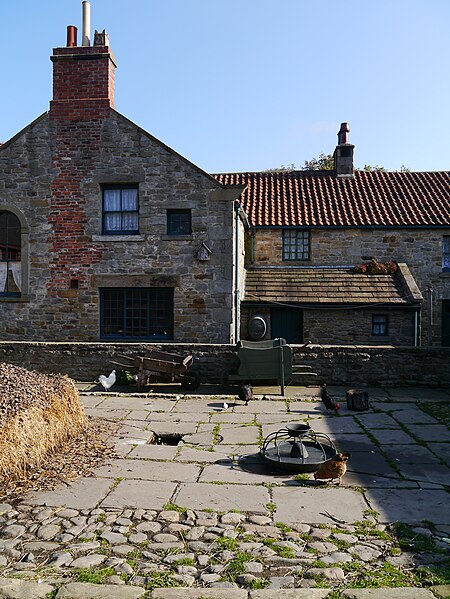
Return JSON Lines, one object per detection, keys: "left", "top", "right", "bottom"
{"left": 365, "top": 488, "right": 450, "bottom": 524}
{"left": 174, "top": 482, "right": 269, "bottom": 513}
{"left": 101, "top": 480, "right": 177, "bottom": 510}
{"left": 23, "top": 477, "right": 114, "bottom": 510}
{"left": 93, "top": 459, "right": 200, "bottom": 481}
{"left": 272, "top": 486, "right": 368, "bottom": 524}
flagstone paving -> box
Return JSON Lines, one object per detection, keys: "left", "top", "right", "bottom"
{"left": 0, "top": 384, "right": 449, "bottom": 597}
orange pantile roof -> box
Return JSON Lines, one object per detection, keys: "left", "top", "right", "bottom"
{"left": 243, "top": 266, "right": 422, "bottom": 305}
{"left": 213, "top": 170, "right": 450, "bottom": 227}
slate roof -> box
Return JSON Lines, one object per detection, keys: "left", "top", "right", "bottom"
{"left": 214, "top": 170, "right": 450, "bottom": 227}
{"left": 243, "top": 264, "right": 422, "bottom": 306}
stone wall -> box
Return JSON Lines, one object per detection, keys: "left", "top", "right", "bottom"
{"left": 303, "top": 307, "right": 416, "bottom": 346}
{"left": 0, "top": 342, "right": 448, "bottom": 387}
{"left": 250, "top": 228, "right": 450, "bottom": 345}
{"left": 241, "top": 306, "right": 416, "bottom": 346}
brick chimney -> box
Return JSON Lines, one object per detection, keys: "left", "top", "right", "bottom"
{"left": 334, "top": 122, "right": 355, "bottom": 177}
{"left": 50, "top": 1, "right": 117, "bottom": 121}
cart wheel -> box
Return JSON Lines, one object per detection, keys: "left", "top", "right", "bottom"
{"left": 180, "top": 371, "right": 200, "bottom": 391}
{"left": 221, "top": 369, "right": 240, "bottom": 392}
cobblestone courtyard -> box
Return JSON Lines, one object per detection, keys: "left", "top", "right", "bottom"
{"left": 0, "top": 385, "right": 449, "bottom": 598}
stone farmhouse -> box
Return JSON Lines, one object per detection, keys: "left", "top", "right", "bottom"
{"left": 0, "top": 9, "right": 449, "bottom": 348}
{"left": 217, "top": 141, "right": 450, "bottom": 347}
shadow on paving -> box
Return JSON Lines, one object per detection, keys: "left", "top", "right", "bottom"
{"left": 76, "top": 380, "right": 450, "bottom": 527}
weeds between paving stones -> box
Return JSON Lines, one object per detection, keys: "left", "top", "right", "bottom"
{"left": 418, "top": 401, "right": 450, "bottom": 427}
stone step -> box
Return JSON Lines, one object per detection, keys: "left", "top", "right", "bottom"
{"left": 292, "top": 365, "right": 315, "bottom": 373}
{"left": 290, "top": 372, "right": 321, "bottom": 386}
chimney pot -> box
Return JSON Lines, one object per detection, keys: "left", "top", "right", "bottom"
{"left": 66, "top": 26, "right": 78, "bottom": 47}
{"left": 338, "top": 122, "right": 350, "bottom": 145}
{"left": 82, "top": 1, "right": 91, "bottom": 46}
{"left": 334, "top": 121, "right": 354, "bottom": 177}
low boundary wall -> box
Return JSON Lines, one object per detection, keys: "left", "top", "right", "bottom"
{"left": 0, "top": 342, "right": 449, "bottom": 387}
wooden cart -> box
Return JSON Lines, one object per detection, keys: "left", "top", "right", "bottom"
{"left": 112, "top": 349, "right": 200, "bottom": 391}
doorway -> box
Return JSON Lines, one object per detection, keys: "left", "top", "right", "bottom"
{"left": 270, "top": 307, "right": 303, "bottom": 344}
{"left": 442, "top": 300, "right": 450, "bottom": 346}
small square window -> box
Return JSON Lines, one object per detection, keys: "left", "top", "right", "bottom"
{"left": 443, "top": 237, "right": 450, "bottom": 272}
{"left": 167, "top": 209, "right": 192, "bottom": 235}
{"left": 102, "top": 185, "right": 139, "bottom": 235}
{"left": 282, "top": 229, "right": 310, "bottom": 261}
{"left": 372, "top": 314, "right": 388, "bottom": 336}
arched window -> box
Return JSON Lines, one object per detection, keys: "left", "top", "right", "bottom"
{"left": 0, "top": 211, "right": 22, "bottom": 296}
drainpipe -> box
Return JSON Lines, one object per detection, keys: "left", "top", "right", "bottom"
{"left": 234, "top": 202, "right": 241, "bottom": 343}
{"left": 413, "top": 308, "right": 420, "bottom": 347}
{"left": 250, "top": 227, "right": 256, "bottom": 264}
{"left": 426, "top": 286, "right": 433, "bottom": 347}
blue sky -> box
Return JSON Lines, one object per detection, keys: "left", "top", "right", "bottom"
{"left": 1, "top": 0, "right": 449, "bottom": 173}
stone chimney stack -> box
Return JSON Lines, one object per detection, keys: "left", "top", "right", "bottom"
{"left": 334, "top": 122, "right": 354, "bottom": 177}
{"left": 50, "top": 2, "right": 116, "bottom": 121}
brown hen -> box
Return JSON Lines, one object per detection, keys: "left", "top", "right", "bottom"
{"left": 313, "top": 452, "right": 350, "bottom": 485}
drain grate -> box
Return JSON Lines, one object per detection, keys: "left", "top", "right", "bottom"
{"left": 151, "top": 432, "right": 184, "bottom": 446}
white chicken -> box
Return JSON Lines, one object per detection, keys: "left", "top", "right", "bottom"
{"left": 98, "top": 370, "right": 116, "bottom": 391}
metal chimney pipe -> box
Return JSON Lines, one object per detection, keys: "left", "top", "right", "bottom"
{"left": 67, "top": 25, "right": 78, "bottom": 47}
{"left": 82, "top": 1, "right": 91, "bottom": 47}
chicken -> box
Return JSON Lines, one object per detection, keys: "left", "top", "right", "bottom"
{"left": 238, "top": 384, "right": 253, "bottom": 406}
{"left": 321, "top": 384, "right": 340, "bottom": 413}
{"left": 98, "top": 370, "right": 116, "bottom": 391}
{"left": 314, "top": 452, "right": 350, "bottom": 484}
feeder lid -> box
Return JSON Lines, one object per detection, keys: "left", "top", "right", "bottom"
{"left": 286, "top": 423, "right": 311, "bottom": 437}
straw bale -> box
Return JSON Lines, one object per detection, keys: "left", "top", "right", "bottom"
{"left": 0, "top": 362, "right": 88, "bottom": 483}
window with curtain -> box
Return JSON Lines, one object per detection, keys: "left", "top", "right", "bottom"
{"left": 100, "top": 288, "right": 174, "bottom": 340}
{"left": 0, "top": 211, "right": 21, "bottom": 296}
{"left": 282, "top": 229, "right": 310, "bottom": 261}
{"left": 372, "top": 314, "right": 388, "bottom": 336}
{"left": 102, "top": 185, "right": 139, "bottom": 235}
{"left": 443, "top": 237, "right": 450, "bottom": 272}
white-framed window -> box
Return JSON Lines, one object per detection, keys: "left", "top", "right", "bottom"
{"left": 102, "top": 185, "right": 139, "bottom": 235}
{"left": 282, "top": 229, "right": 310, "bottom": 261}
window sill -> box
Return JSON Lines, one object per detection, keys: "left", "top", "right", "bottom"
{"left": 161, "top": 235, "right": 193, "bottom": 241}
{"left": 0, "top": 294, "right": 30, "bottom": 303}
{"left": 282, "top": 259, "right": 312, "bottom": 263}
{"left": 92, "top": 235, "right": 145, "bottom": 242}
{"left": 439, "top": 272, "right": 450, "bottom": 278}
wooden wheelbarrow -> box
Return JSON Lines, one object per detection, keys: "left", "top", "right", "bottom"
{"left": 111, "top": 349, "right": 200, "bottom": 391}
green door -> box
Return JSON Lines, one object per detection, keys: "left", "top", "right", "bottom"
{"left": 442, "top": 300, "right": 450, "bottom": 346}
{"left": 270, "top": 307, "right": 303, "bottom": 344}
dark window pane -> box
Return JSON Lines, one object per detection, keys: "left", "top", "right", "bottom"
{"left": 372, "top": 314, "right": 388, "bottom": 336}
{"left": 100, "top": 288, "right": 173, "bottom": 340}
{"left": 0, "top": 211, "right": 21, "bottom": 295}
{"left": 167, "top": 210, "right": 192, "bottom": 235}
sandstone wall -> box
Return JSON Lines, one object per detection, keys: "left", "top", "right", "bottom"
{"left": 251, "top": 228, "right": 450, "bottom": 345}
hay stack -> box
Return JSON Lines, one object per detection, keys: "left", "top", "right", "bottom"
{"left": 0, "top": 363, "right": 87, "bottom": 483}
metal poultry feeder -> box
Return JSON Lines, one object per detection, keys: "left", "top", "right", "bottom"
{"left": 260, "top": 423, "right": 337, "bottom": 473}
